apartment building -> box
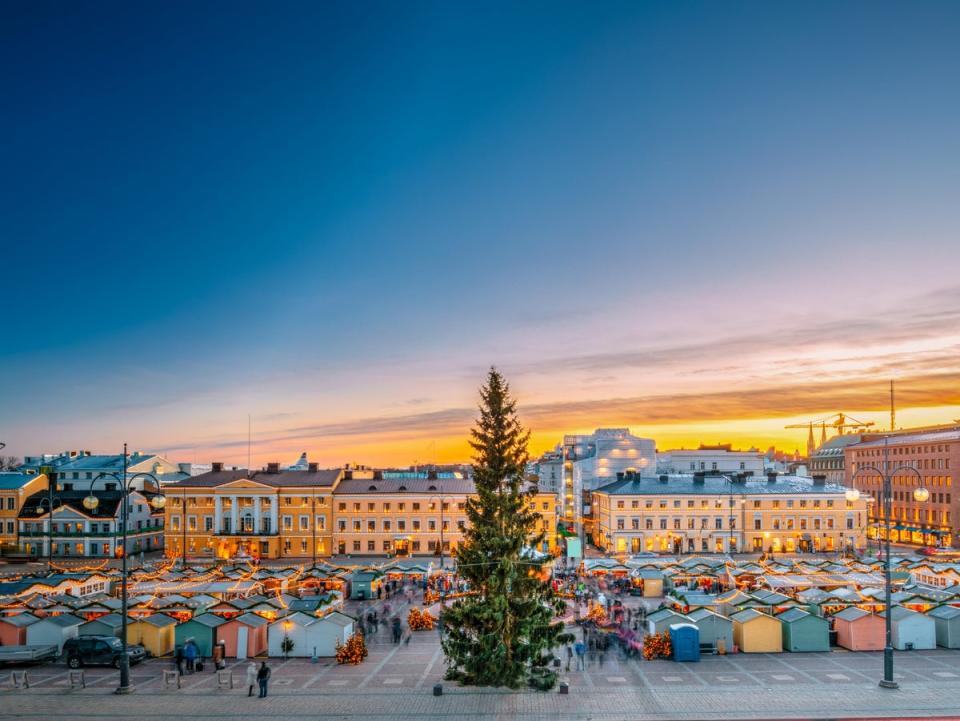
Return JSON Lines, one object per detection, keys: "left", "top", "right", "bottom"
{"left": 0, "top": 472, "right": 49, "bottom": 550}
{"left": 332, "top": 474, "right": 557, "bottom": 557}
{"left": 18, "top": 487, "right": 165, "bottom": 558}
{"left": 591, "top": 471, "right": 867, "bottom": 555}
{"left": 163, "top": 463, "right": 342, "bottom": 561}
{"left": 846, "top": 427, "right": 959, "bottom": 548}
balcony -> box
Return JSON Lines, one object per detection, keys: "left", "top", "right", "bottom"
{"left": 213, "top": 530, "right": 279, "bottom": 537}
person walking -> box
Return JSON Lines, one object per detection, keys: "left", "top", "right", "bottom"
{"left": 257, "top": 661, "right": 271, "bottom": 698}
{"left": 565, "top": 643, "right": 573, "bottom": 672}
{"left": 574, "top": 640, "right": 586, "bottom": 671}
{"left": 245, "top": 661, "right": 258, "bottom": 697}
{"left": 174, "top": 645, "right": 184, "bottom": 676}
{"left": 184, "top": 640, "right": 197, "bottom": 673}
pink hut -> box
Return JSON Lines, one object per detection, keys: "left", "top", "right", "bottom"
{"left": 833, "top": 607, "right": 885, "bottom": 651}
{"left": 0, "top": 613, "right": 40, "bottom": 646}
{"left": 218, "top": 612, "right": 268, "bottom": 659}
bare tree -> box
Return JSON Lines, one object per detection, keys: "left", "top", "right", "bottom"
{"left": 0, "top": 455, "right": 21, "bottom": 471}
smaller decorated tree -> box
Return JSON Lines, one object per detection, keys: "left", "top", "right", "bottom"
{"left": 585, "top": 603, "right": 608, "bottom": 626}
{"left": 642, "top": 631, "right": 672, "bottom": 660}
{"left": 336, "top": 631, "right": 368, "bottom": 665}
{"left": 408, "top": 607, "right": 436, "bottom": 631}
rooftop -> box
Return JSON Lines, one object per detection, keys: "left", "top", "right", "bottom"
{"left": 0, "top": 471, "right": 43, "bottom": 490}
{"left": 594, "top": 474, "right": 851, "bottom": 496}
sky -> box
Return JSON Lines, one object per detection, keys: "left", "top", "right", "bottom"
{"left": 2, "top": 1, "right": 960, "bottom": 468}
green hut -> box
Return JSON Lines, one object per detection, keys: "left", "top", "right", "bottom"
{"left": 778, "top": 608, "right": 829, "bottom": 652}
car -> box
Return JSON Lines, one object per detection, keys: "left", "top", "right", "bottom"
{"left": 62, "top": 636, "right": 146, "bottom": 669}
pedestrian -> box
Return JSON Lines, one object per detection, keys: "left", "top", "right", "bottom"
{"left": 245, "top": 661, "right": 258, "bottom": 697}
{"left": 565, "top": 643, "right": 573, "bottom": 672}
{"left": 184, "top": 640, "right": 197, "bottom": 673}
{"left": 174, "top": 645, "right": 184, "bottom": 676}
{"left": 392, "top": 617, "right": 402, "bottom": 644}
{"left": 257, "top": 661, "right": 271, "bottom": 698}
{"left": 574, "top": 640, "right": 586, "bottom": 671}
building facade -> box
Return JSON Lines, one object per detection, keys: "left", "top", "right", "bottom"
{"left": 0, "top": 472, "right": 49, "bottom": 550}
{"left": 561, "top": 429, "right": 656, "bottom": 536}
{"left": 591, "top": 471, "right": 867, "bottom": 555}
{"left": 332, "top": 475, "right": 558, "bottom": 557}
{"left": 18, "top": 488, "right": 165, "bottom": 558}
{"left": 22, "top": 451, "right": 189, "bottom": 490}
{"left": 657, "top": 444, "right": 765, "bottom": 475}
{"left": 163, "top": 465, "right": 558, "bottom": 560}
{"left": 163, "top": 463, "right": 342, "bottom": 561}
{"left": 808, "top": 434, "right": 864, "bottom": 486}
{"left": 846, "top": 428, "right": 959, "bottom": 548}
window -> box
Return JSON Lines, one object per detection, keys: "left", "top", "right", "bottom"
{"left": 383, "top": 503, "right": 391, "bottom": 512}
{"left": 353, "top": 540, "right": 361, "bottom": 552}
{"left": 368, "top": 502, "right": 375, "bottom": 512}
{"left": 383, "top": 520, "right": 392, "bottom": 531}
{"left": 299, "top": 515, "right": 310, "bottom": 531}
{"left": 204, "top": 516, "right": 213, "bottom": 532}
{"left": 398, "top": 503, "right": 406, "bottom": 511}
{"left": 617, "top": 518, "right": 624, "bottom": 530}
{"left": 171, "top": 516, "right": 181, "bottom": 531}
{"left": 397, "top": 519, "right": 406, "bottom": 531}
{"left": 617, "top": 501, "right": 625, "bottom": 509}
{"left": 631, "top": 518, "right": 640, "bottom": 530}
{"left": 687, "top": 500, "right": 694, "bottom": 508}
{"left": 368, "top": 540, "right": 375, "bottom": 551}
{"left": 412, "top": 503, "right": 421, "bottom": 511}
{"left": 687, "top": 518, "right": 695, "bottom": 529}
{"left": 338, "top": 520, "right": 346, "bottom": 532}
{"left": 659, "top": 518, "right": 667, "bottom": 530}
{"left": 338, "top": 502, "right": 346, "bottom": 512}
{"left": 772, "top": 501, "right": 780, "bottom": 509}
{"left": 282, "top": 515, "right": 293, "bottom": 531}
{"left": 353, "top": 503, "right": 361, "bottom": 512}
{"left": 187, "top": 516, "right": 198, "bottom": 531}
{"left": 673, "top": 518, "right": 681, "bottom": 530}
{"left": 428, "top": 519, "right": 437, "bottom": 531}
{"left": 353, "top": 520, "right": 361, "bottom": 532}
{"left": 300, "top": 540, "right": 308, "bottom": 552}
{"left": 316, "top": 515, "right": 326, "bottom": 530}
{"left": 739, "top": 462, "right": 745, "bottom": 470}
{"left": 412, "top": 519, "right": 421, "bottom": 531}
{"left": 645, "top": 519, "right": 653, "bottom": 530}
{"left": 753, "top": 500, "right": 761, "bottom": 509}
{"left": 715, "top": 517, "right": 723, "bottom": 529}
{"left": 367, "top": 520, "right": 376, "bottom": 532}
{"left": 711, "top": 462, "right": 718, "bottom": 470}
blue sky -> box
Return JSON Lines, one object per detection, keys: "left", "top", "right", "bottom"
{"left": 2, "top": 1, "right": 960, "bottom": 465}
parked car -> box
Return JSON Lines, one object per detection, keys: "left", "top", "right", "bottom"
{"left": 62, "top": 636, "right": 146, "bottom": 669}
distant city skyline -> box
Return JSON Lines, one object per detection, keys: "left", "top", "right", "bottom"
{"left": 2, "top": 2, "right": 959, "bottom": 467}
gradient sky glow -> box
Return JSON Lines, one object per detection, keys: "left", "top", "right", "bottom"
{"left": 3, "top": 1, "right": 960, "bottom": 467}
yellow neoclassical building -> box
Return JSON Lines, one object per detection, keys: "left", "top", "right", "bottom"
{"left": 591, "top": 472, "right": 868, "bottom": 555}
{"left": 164, "top": 466, "right": 559, "bottom": 560}
{"left": 164, "top": 463, "right": 341, "bottom": 561}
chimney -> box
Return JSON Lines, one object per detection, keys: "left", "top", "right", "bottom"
{"left": 308, "top": 462, "right": 319, "bottom": 473}
{"left": 767, "top": 472, "right": 778, "bottom": 484}
{"left": 616, "top": 472, "right": 625, "bottom": 482}
{"left": 813, "top": 474, "right": 827, "bottom": 486}
{"left": 343, "top": 469, "right": 353, "bottom": 480}
{"left": 212, "top": 462, "right": 224, "bottom": 473}
{"left": 373, "top": 470, "right": 383, "bottom": 480}
{"left": 427, "top": 470, "right": 438, "bottom": 480}
{"left": 266, "top": 462, "right": 280, "bottom": 474}
{"left": 659, "top": 474, "right": 669, "bottom": 484}
{"left": 693, "top": 472, "right": 706, "bottom": 484}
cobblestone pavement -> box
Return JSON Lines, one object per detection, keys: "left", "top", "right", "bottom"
{"left": 3, "top": 629, "right": 960, "bottom": 720}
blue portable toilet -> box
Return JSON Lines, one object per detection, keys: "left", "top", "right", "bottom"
{"left": 669, "top": 623, "right": 701, "bottom": 662}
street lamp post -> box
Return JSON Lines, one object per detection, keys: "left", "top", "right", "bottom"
{"left": 849, "top": 439, "right": 928, "bottom": 690}
{"left": 35, "top": 483, "right": 63, "bottom": 569}
{"left": 83, "top": 445, "right": 166, "bottom": 695}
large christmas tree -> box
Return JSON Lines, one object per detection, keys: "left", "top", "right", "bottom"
{"left": 441, "top": 368, "right": 572, "bottom": 689}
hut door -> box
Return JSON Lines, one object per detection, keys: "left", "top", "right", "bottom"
{"left": 236, "top": 627, "right": 248, "bottom": 660}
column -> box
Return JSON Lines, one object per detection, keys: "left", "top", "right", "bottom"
{"left": 270, "top": 497, "right": 279, "bottom": 535}
{"left": 230, "top": 496, "right": 239, "bottom": 534}
{"left": 254, "top": 496, "right": 262, "bottom": 534}
{"left": 214, "top": 496, "right": 223, "bottom": 533}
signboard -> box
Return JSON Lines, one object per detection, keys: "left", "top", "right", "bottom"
{"left": 565, "top": 538, "right": 582, "bottom": 559}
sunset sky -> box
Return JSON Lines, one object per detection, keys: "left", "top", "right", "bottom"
{"left": 2, "top": 2, "right": 960, "bottom": 468}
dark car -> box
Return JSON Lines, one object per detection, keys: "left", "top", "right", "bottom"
{"left": 62, "top": 636, "right": 146, "bottom": 669}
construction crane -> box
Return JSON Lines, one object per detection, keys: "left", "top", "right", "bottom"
{"left": 785, "top": 413, "right": 876, "bottom": 455}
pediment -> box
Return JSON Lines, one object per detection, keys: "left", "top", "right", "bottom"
{"left": 215, "top": 479, "right": 275, "bottom": 491}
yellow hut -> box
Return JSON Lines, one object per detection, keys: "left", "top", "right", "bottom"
{"left": 127, "top": 614, "right": 177, "bottom": 658}
{"left": 731, "top": 609, "right": 782, "bottom": 653}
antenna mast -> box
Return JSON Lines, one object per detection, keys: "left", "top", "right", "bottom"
{"left": 890, "top": 380, "right": 896, "bottom": 432}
